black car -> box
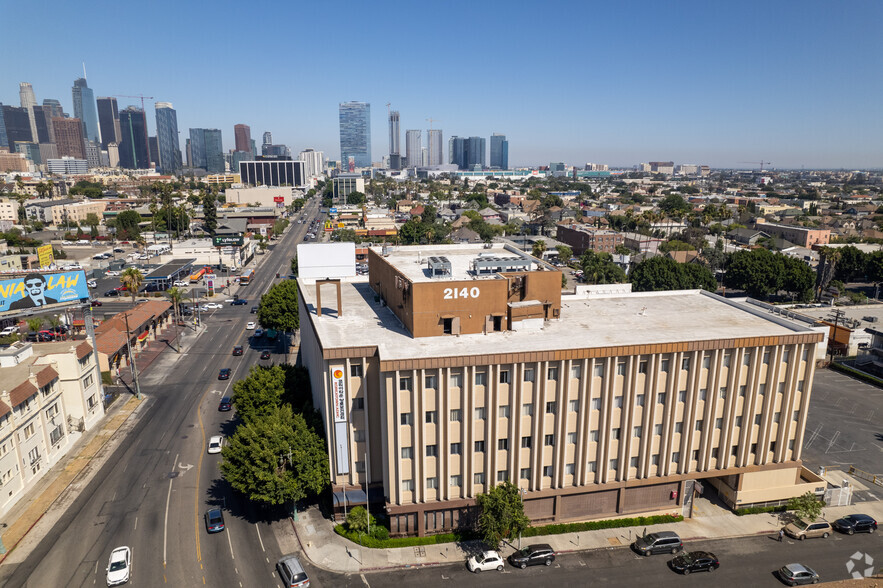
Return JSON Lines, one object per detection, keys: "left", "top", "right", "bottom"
{"left": 232, "top": 345, "right": 243, "bottom": 356}
{"left": 832, "top": 514, "right": 877, "bottom": 535}
{"left": 204, "top": 508, "right": 225, "bottom": 533}
{"left": 250, "top": 306, "right": 258, "bottom": 314}
{"left": 218, "top": 397, "right": 232, "bottom": 411}
{"left": 260, "top": 350, "right": 271, "bottom": 360}
{"left": 104, "top": 289, "right": 121, "bottom": 297}
{"left": 507, "top": 544, "right": 556, "bottom": 569}
{"left": 669, "top": 551, "right": 719, "bottom": 575}
{"left": 218, "top": 368, "right": 231, "bottom": 380}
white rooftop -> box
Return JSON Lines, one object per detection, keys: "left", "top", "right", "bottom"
{"left": 372, "top": 243, "right": 540, "bottom": 283}
{"left": 299, "top": 279, "right": 814, "bottom": 362}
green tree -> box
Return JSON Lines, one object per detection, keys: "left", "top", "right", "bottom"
{"left": 658, "top": 239, "right": 694, "bottom": 253}
{"left": 614, "top": 244, "right": 631, "bottom": 256}
{"left": 867, "top": 250, "right": 883, "bottom": 283}
{"left": 166, "top": 286, "right": 185, "bottom": 325}
{"left": 114, "top": 210, "right": 142, "bottom": 239}
{"left": 233, "top": 365, "right": 287, "bottom": 423}
{"left": 257, "top": 279, "right": 299, "bottom": 332}
{"left": 580, "top": 251, "right": 627, "bottom": 284}
{"left": 833, "top": 245, "right": 867, "bottom": 282}
{"left": 783, "top": 257, "right": 815, "bottom": 302}
{"left": 346, "top": 190, "right": 366, "bottom": 205}
{"left": 26, "top": 317, "right": 44, "bottom": 333}
{"left": 724, "top": 248, "right": 784, "bottom": 299}
{"left": 555, "top": 245, "right": 573, "bottom": 264}
{"left": 120, "top": 267, "right": 144, "bottom": 306}
{"left": 220, "top": 405, "right": 329, "bottom": 507}
{"left": 202, "top": 191, "right": 218, "bottom": 235}
{"left": 346, "top": 506, "right": 374, "bottom": 535}
{"left": 787, "top": 491, "right": 825, "bottom": 522}
{"left": 659, "top": 193, "right": 691, "bottom": 216}
{"left": 532, "top": 239, "right": 547, "bottom": 258}
{"left": 290, "top": 255, "right": 299, "bottom": 276}
{"left": 475, "top": 481, "right": 530, "bottom": 550}
{"left": 84, "top": 212, "right": 101, "bottom": 232}
{"left": 681, "top": 263, "right": 717, "bottom": 291}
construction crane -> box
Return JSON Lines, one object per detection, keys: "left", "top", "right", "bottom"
{"left": 425, "top": 117, "right": 440, "bottom": 131}
{"left": 738, "top": 160, "right": 771, "bottom": 172}
{"left": 113, "top": 94, "right": 154, "bottom": 168}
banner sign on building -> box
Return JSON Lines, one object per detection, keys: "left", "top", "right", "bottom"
{"left": 273, "top": 196, "right": 285, "bottom": 203}
{"left": 212, "top": 235, "right": 244, "bottom": 247}
{"left": 37, "top": 245, "right": 54, "bottom": 268}
{"left": 331, "top": 368, "right": 346, "bottom": 422}
{"left": 0, "top": 271, "right": 88, "bottom": 314}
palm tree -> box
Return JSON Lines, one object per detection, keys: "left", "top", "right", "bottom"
{"left": 120, "top": 267, "right": 144, "bottom": 306}
{"left": 26, "top": 317, "right": 44, "bottom": 335}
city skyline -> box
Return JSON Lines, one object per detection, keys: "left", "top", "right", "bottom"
{"left": 0, "top": 0, "right": 881, "bottom": 169}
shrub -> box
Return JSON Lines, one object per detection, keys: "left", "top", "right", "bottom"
{"left": 101, "top": 371, "right": 113, "bottom": 386}
{"left": 521, "top": 514, "right": 683, "bottom": 537}
{"left": 734, "top": 505, "right": 787, "bottom": 516}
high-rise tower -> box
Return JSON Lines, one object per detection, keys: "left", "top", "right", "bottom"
{"left": 388, "top": 110, "right": 400, "bottom": 169}
{"left": 262, "top": 131, "right": 272, "bottom": 146}
{"left": 42, "top": 99, "right": 65, "bottom": 120}
{"left": 189, "top": 128, "right": 224, "bottom": 173}
{"left": 71, "top": 78, "right": 100, "bottom": 143}
{"left": 155, "top": 102, "right": 182, "bottom": 175}
{"left": 234, "top": 124, "right": 252, "bottom": 154}
{"left": 490, "top": 133, "right": 508, "bottom": 170}
{"left": 53, "top": 118, "right": 87, "bottom": 159}
{"left": 119, "top": 107, "right": 149, "bottom": 169}
{"left": 427, "top": 129, "right": 443, "bottom": 166}
{"left": 19, "top": 83, "right": 38, "bottom": 144}
{"left": 405, "top": 129, "right": 421, "bottom": 169}
{"left": 338, "top": 101, "right": 371, "bottom": 169}
{"left": 96, "top": 97, "right": 120, "bottom": 149}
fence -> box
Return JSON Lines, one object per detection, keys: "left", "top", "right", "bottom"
{"left": 849, "top": 466, "right": 883, "bottom": 488}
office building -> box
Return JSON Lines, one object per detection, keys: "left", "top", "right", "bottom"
{"left": 118, "top": 107, "right": 150, "bottom": 169}
{"left": 449, "top": 136, "right": 485, "bottom": 170}
{"left": 96, "top": 97, "right": 120, "bottom": 149}
{"left": 298, "top": 148, "right": 325, "bottom": 178}
{"left": 19, "top": 83, "right": 39, "bottom": 144}
{"left": 490, "top": 133, "right": 508, "bottom": 170}
{"left": 555, "top": 224, "right": 624, "bottom": 255}
{"left": 71, "top": 78, "right": 99, "bottom": 143}
{"left": 388, "top": 110, "right": 401, "bottom": 170}
{"left": 239, "top": 159, "right": 305, "bottom": 187}
{"left": 405, "top": 130, "right": 421, "bottom": 169}
{"left": 0, "top": 107, "right": 7, "bottom": 149}
{"left": 84, "top": 141, "right": 100, "bottom": 169}
{"left": 15, "top": 142, "right": 41, "bottom": 165}
{"left": 52, "top": 118, "right": 87, "bottom": 159}
{"left": 154, "top": 102, "right": 182, "bottom": 175}
{"left": 234, "top": 124, "right": 252, "bottom": 154}
{"left": 263, "top": 131, "right": 272, "bottom": 146}
{"left": 47, "top": 157, "right": 89, "bottom": 175}
{"left": 42, "top": 99, "right": 65, "bottom": 120}
{"left": 31, "top": 106, "right": 52, "bottom": 144}
{"left": 331, "top": 174, "right": 365, "bottom": 202}
{"left": 0, "top": 148, "right": 29, "bottom": 172}
{"left": 38, "top": 143, "right": 58, "bottom": 164}
{"left": 148, "top": 136, "right": 159, "bottom": 167}
{"left": 427, "top": 129, "right": 443, "bottom": 166}
{"left": 297, "top": 242, "right": 825, "bottom": 537}
{"left": 339, "top": 101, "right": 371, "bottom": 169}
{"left": 188, "top": 128, "right": 224, "bottom": 174}
{"left": 1, "top": 105, "right": 34, "bottom": 145}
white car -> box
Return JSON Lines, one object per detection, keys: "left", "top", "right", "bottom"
{"left": 224, "top": 299, "right": 235, "bottom": 303}
{"left": 173, "top": 280, "right": 188, "bottom": 287}
{"left": 88, "top": 280, "right": 97, "bottom": 288}
{"left": 246, "top": 321, "right": 256, "bottom": 330}
{"left": 205, "top": 303, "right": 222, "bottom": 310}
{"left": 207, "top": 435, "right": 223, "bottom": 454}
{"left": 106, "top": 271, "right": 120, "bottom": 277}
{"left": 61, "top": 240, "right": 73, "bottom": 245}
{"left": 106, "top": 546, "right": 131, "bottom": 586}
{"left": 76, "top": 239, "right": 91, "bottom": 245}
{"left": 467, "top": 550, "right": 504, "bottom": 573}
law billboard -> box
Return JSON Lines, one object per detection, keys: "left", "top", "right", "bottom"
{"left": 0, "top": 271, "right": 89, "bottom": 314}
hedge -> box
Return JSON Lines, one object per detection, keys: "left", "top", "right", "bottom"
{"left": 333, "top": 513, "right": 683, "bottom": 548}
{"left": 830, "top": 361, "right": 883, "bottom": 388}
{"left": 734, "top": 505, "right": 787, "bottom": 516}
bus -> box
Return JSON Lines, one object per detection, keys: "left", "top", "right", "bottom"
{"left": 189, "top": 267, "right": 207, "bottom": 283}
{"left": 239, "top": 269, "right": 254, "bottom": 285}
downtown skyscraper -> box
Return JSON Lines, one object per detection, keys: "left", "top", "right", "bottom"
{"left": 388, "top": 110, "right": 401, "bottom": 170}
{"left": 96, "top": 97, "right": 120, "bottom": 149}
{"left": 19, "top": 83, "right": 38, "bottom": 144}
{"left": 339, "top": 101, "right": 371, "bottom": 169}
{"left": 427, "top": 129, "right": 443, "bottom": 166}
{"left": 490, "top": 133, "right": 508, "bottom": 170}
{"left": 234, "top": 124, "right": 252, "bottom": 154}
{"left": 189, "top": 128, "right": 224, "bottom": 173}
{"left": 405, "top": 129, "right": 421, "bottom": 168}
{"left": 119, "top": 106, "right": 149, "bottom": 169}
{"left": 155, "top": 102, "right": 182, "bottom": 175}
{"left": 71, "top": 78, "right": 100, "bottom": 143}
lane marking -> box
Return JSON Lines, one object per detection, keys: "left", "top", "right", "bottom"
{"left": 163, "top": 452, "right": 179, "bottom": 566}
{"left": 255, "top": 523, "right": 266, "bottom": 552}
{"left": 134, "top": 516, "right": 138, "bottom": 530}
{"left": 227, "top": 520, "right": 235, "bottom": 560}
{"left": 361, "top": 573, "right": 371, "bottom": 586}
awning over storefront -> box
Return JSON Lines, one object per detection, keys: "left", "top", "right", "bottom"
{"left": 137, "top": 331, "right": 149, "bottom": 341}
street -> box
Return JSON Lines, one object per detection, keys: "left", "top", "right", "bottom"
{"left": 0, "top": 198, "right": 321, "bottom": 587}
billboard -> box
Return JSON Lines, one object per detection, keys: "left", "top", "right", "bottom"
{"left": 37, "top": 245, "right": 54, "bottom": 268}
{"left": 0, "top": 271, "right": 89, "bottom": 314}
{"left": 331, "top": 368, "right": 346, "bottom": 422}
{"left": 212, "top": 235, "right": 244, "bottom": 247}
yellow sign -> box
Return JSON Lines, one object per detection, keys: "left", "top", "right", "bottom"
{"left": 37, "top": 245, "right": 54, "bottom": 268}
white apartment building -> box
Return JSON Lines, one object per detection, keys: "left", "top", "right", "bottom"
{"left": 298, "top": 149, "right": 325, "bottom": 179}
{"left": 0, "top": 340, "right": 105, "bottom": 516}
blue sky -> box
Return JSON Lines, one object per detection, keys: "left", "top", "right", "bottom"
{"left": 2, "top": 0, "right": 881, "bottom": 169}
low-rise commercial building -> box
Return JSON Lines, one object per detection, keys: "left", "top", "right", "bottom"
{"left": 298, "top": 243, "right": 823, "bottom": 536}
{"left": 555, "top": 224, "right": 624, "bottom": 255}
{"left": 753, "top": 221, "right": 830, "bottom": 248}
{"left": 24, "top": 198, "right": 107, "bottom": 226}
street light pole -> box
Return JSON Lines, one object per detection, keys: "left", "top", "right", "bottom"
{"left": 123, "top": 312, "right": 142, "bottom": 400}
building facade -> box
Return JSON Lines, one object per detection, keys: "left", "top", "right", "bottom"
{"left": 19, "top": 83, "right": 39, "bottom": 143}
{"left": 490, "top": 133, "right": 508, "bottom": 170}
{"left": 238, "top": 160, "right": 305, "bottom": 187}
{"left": 1, "top": 105, "right": 34, "bottom": 146}
{"left": 96, "top": 97, "right": 120, "bottom": 149}
{"left": 71, "top": 78, "right": 100, "bottom": 143}
{"left": 155, "top": 102, "right": 182, "bottom": 176}
{"left": 47, "top": 157, "right": 89, "bottom": 175}
{"left": 297, "top": 243, "right": 824, "bottom": 537}
{"left": 298, "top": 148, "right": 324, "bottom": 179}
{"left": 52, "top": 118, "right": 87, "bottom": 160}
{"left": 234, "top": 124, "right": 252, "bottom": 154}
{"left": 405, "top": 130, "right": 421, "bottom": 169}
{"left": 339, "top": 102, "right": 371, "bottom": 169}
{"left": 118, "top": 107, "right": 150, "bottom": 169}
{"left": 555, "top": 224, "right": 624, "bottom": 255}
{"left": 189, "top": 128, "right": 224, "bottom": 174}
{"left": 388, "top": 110, "right": 400, "bottom": 169}
{"left": 427, "top": 129, "right": 443, "bottom": 167}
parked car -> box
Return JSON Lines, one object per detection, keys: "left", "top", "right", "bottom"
{"left": 783, "top": 519, "right": 831, "bottom": 541}
{"left": 37, "top": 330, "right": 56, "bottom": 341}
{"left": 106, "top": 546, "right": 132, "bottom": 586}
{"left": 218, "top": 397, "right": 233, "bottom": 411}
{"left": 276, "top": 554, "right": 310, "bottom": 587}
{"left": 105, "top": 289, "right": 121, "bottom": 297}
{"left": 467, "top": 550, "right": 504, "bottom": 573}
{"left": 207, "top": 435, "right": 223, "bottom": 454}
{"left": 508, "top": 543, "right": 556, "bottom": 568}
{"left": 218, "top": 368, "right": 231, "bottom": 380}
{"left": 232, "top": 345, "right": 243, "bottom": 356}
{"left": 669, "top": 551, "right": 719, "bottom": 574}
{"left": 204, "top": 508, "right": 225, "bottom": 533}
{"left": 777, "top": 563, "right": 820, "bottom": 586}
{"left": 113, "top": 247, "right": 125, "bottom": 253}
{"left": 0, "top": 326, "right": 19, "bottom": 336}
{"left": 88, "top": 280, "right": 97, "bottom": 288}
{"left": 632, "top": 531, "right": 683, "bottom": 556}
{"left": 260, "top": 350, "right": 271, "bottom": 360}
{"left": 832, "top": 514, "right": 877, "bottom": 535}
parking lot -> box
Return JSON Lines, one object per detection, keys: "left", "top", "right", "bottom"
{"left": 802, "top": 368, "right": 883, "bottom": 485}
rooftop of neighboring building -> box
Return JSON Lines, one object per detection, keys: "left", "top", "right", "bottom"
{"left": 373, "top": 243, "right": 543, "bottom": 283}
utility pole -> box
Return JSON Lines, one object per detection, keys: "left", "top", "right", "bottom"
{"left": 826, "top": 308, "right": 846, "bottom": 363}
{"left": 123, "top": 312, "right": 142, "bottom": 399}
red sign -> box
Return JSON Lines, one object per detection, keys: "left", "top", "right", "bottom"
{"left": 273, "top": 196, "right": 285, "bottom": 203}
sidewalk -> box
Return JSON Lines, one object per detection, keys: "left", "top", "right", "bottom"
{"left": 290, "top": 474, "right": 883, "bottom": 574}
